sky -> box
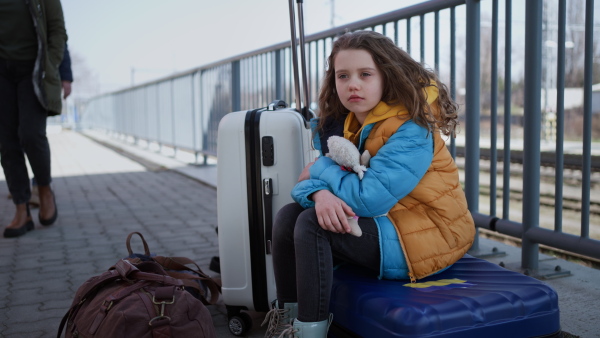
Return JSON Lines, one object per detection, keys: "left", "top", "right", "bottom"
{"left": 60, "top": 0, "right": 426, "bottom": 95}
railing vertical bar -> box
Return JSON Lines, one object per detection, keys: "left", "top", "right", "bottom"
{"left": 143, "top": 86, "right": 148, "bottom": 147}
{"left": 554, "top": 0, "right": 566, "bottom": 232}
{"left": 275, "top": 50, "right": 283, "bottom": 101}
{"left": 191, "top": 74, "right": 197, "bottom": 159}
{"left": 248, "top": 58, "right": 252, "bottom": 108}
{"left": 239, "top": 60, "right": 244, "bottom": 109}
{"left": 156, "top": 82, "right": 161, "bottom": 147}
{"left": 266, "top": 53, "right": 270, "bottom": 105}
{"left": 263, "top": 54, "right": 266, "bottom": 106}
{"left": 420, "top": 14, "right": 425, "bottom": 64}
{"left": 254, "top": 56, "right": 259, "bottom": 107}
{"left": 581, "top": 0, "right": 594, "bottom": 239}
{"left": 406, "top": 17, "right": 411, "bottom": 54}
{"left": 248, "top": 57, "right": 253, "bottom": 108}
{"left": 256, "top": 55, "right": 261, "bottom": 107}
{"left": 258, "top": 55, "right": 262, "bottom": 106}
{"left": 465, "top": 0, "right": 480, "bottom": 212}
{"left": 316, "top": 40, "right": 321, "bottom": 105}
{"left": 198, "top": 71, "right": 204, "bottom": 155}
{"left": 232, "top": 60, "right": 241, "bottom": 112}
{"left": 285, "top": 48, "right": 290, "bottom": 105}
{"left": 170, "top": 78, "right": 176, "bottom": 151}
{"left": 308, "top": 42, "right": 313, "bottom": 108}
{"left": 434, "top": 11, "right": 439, "bottom": 73}
{"left": 503, "top": 0, "right": 512, "bottom": 220}
{"left": 490, "top": 0, "right": 498, "bottom": 217}
{"left": 465, "top": 0, "right": 481, "bottom": 250}
{"left": 394, "top": 20, "right": 399, "bottom": 45}
{"left": 449, "top": 6, "right": 456, "bottom": 158}
{"left": 262, "top": 54, "right": 267, "bottom": 105}
{"left": 270, "top": 53, "right": 273, "bottom": 104}
{"left": 522, "top": 0, "right": 543, "bottom": 270}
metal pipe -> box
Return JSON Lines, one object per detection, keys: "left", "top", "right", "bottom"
{"left": 434, "top": 11, "right": 439, "bottom": 73}
{"left": 449, "top": 6, "right": 456, "bottom": 158}
{"left": 296, "top": 0, "right": 311, "bottom": 116}
{"left": 502, "top": 0, "right": 512, "bottom": 220}
{"left": 472, "top": 212, "right": 499, "bottom": 231}
{"left": 406, "top": 17, "right": 411, "bottom": 54}
{"left": 522, "top": 0, "right": 543, "bottom": 270}
{"left": 420, "top": 14, "right": 425, "bottom": 64}
{"left": 527, "top": 228, "right": 600, "bottom": 261}
{"left": 288, "top": 0, "right": 302, "bottom": 111}
{"left": 581, "top": 0, "right": 594, "bottom": 238}
{"left": 555, "top": 0, "right": 566, "bottom": 232}
{"left": 465, "top": 0, "right": 481, "bottom": 250}
{"left": 275, "top": 50, "right": 283, "bottom": 101}
{"left": 464, "top": 0, "right": 480, "bottom": 213}
{"left": 490, "top": 0, "right": 499, "bottom": 217}
{"left": 232, "top": 61, "right": 241, "bottom": 112}
{"left": 494, "top": 219, "right": 524, "bottom": 240}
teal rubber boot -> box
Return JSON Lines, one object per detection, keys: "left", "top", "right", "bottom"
{"left": 281, "top": 314, "right": 333, "bottom": 338}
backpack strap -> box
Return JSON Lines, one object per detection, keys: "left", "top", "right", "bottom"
{"left": 153, "top": 256, "right": 221, "bottom": 305}
{"left": 126, "top": 231, "right": 152, "bottom": 256}
{"left": 115, "top": 259, "right": 184, "bottom": 286}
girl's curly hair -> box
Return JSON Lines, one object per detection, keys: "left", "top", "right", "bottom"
{"left": 317, "top": 30, "right": 458, "bottom": 136}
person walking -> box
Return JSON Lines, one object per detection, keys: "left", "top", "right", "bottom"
{"left": 0, "top": 0, "right": 67, "bottom": 237}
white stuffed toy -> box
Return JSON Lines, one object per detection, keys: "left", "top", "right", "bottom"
{"left": 324, "top": 136, "right": 371, "bottom": 237}
{"left": 325, "top": 136, "right": 371, "bottom": 180}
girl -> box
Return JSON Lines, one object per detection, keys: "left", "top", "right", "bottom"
{"left": 264, "top": 30, "right": 475, "bottom": 338}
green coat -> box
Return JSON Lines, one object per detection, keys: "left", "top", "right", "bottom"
{"left": 26, "top": 0, "right": 67, "bottom": 115}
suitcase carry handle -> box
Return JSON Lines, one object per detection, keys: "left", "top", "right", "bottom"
{"left": 288, "top": 0, "right": 313, "bottom": 122}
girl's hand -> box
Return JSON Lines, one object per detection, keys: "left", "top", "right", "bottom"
{"left": 298, "top": 158, "right": 318, "bottom": 182}
{"left": 312, "top": 190, "right": 356, "bottom": 233}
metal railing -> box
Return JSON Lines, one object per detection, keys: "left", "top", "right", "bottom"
{"left": 80, "top": 0, "right": 600, "bottom": 272}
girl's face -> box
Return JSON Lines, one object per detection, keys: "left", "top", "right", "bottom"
{"left": 334, "top": 49, "right": 383, "bottom": 122}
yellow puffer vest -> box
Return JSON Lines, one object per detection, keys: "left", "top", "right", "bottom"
{"left": 361, "top": 105, "right": 475, "bottom": 281}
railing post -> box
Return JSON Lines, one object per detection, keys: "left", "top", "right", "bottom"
{"left": 522, "top": 0, "right": 543, "bottom": 271}
{"left": 582, "top": 0, "right": 594, "bottom": 238}
{"left": 465, "top": 0, "right": 481, "bottom": 250}
{"left": 502, "top": 0, "right": 512, "bottom": 220}
{"left": 449, "top": 6, "right": 456, "bottom": 158}
{"left": 232, "top": 60, "right": 241, "bottom": 112}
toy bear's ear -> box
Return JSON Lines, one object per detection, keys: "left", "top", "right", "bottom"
{"left": 360, "top": 150, "right": 371, "bottom": 167}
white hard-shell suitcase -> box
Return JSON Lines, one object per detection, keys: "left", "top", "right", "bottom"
{"left": 216, "top": 105, "right": 316, "bottom": 334}
{"left": 216, "top": 0, "right": 316, "bottom": 335}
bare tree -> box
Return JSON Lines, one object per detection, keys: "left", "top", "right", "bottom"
{"left": 69, "top": 50, "right": 100, "bottom": 100}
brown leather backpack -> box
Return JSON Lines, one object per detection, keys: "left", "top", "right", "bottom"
{"left": 57, "top": 234, "right": 218, "bottom": 338}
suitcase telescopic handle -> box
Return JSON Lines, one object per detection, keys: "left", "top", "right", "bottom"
{"left": 288, "top": 0, "right": 313, "bottom": 122}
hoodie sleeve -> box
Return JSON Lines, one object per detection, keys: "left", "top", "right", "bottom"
{"left": 292, "top": 120, "right": 433, "bottom": 216}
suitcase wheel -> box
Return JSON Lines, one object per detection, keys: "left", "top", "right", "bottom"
{"left": 228, "top": 312, "right": 253, "bottom": 336}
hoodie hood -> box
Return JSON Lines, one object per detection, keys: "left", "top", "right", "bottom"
{"left": 343, "top": 84, "right": 439, "bottom": 144}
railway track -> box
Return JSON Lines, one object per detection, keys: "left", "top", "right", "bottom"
{"left": 455, "top": 146, "right": 600, "bottom": 172}
{"left": 454, "top": 148, "right": 600, "bottom": 216}
{"left": 477, "top": 185, "right": 600, "bottom": 216}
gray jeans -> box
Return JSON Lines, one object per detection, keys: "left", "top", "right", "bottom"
{"left": 272, "top": 202, "right": 381, "bottom": 322}
{"left": 0, "top": 58, "right": 52, "bottom": 205}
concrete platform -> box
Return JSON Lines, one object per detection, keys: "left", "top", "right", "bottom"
{"left": 0, "top": 128, "right": 598, "bottom": 337}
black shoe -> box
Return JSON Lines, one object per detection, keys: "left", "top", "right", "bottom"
{"left": 39, "top": 191, "right": 58, "bottom": 226}
{"left": 4, "top": 204, "right": 35, "bottom": 238}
